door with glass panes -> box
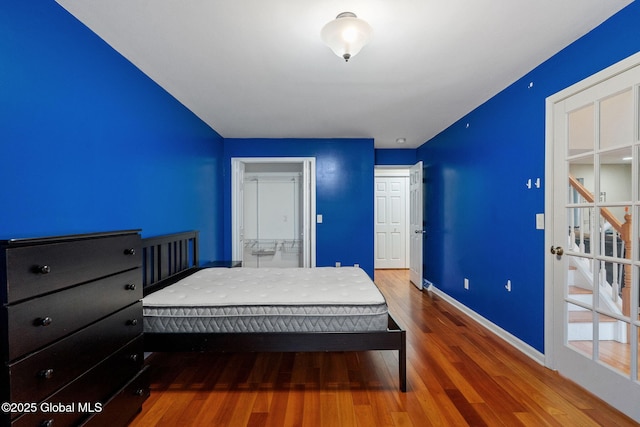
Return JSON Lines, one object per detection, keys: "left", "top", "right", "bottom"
{"left": 548, "top": 54, "right": 640, "bottom": 422}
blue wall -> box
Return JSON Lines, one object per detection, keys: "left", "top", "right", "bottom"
{"left": 417, "top": 2, "right": 640, "bottom": 353}
{"left": 374, "top": 149, "right": 417, "bottom": 166}
{"left": 223, "top": 138, "right": 375, "bottom": 276}
{"left": 0, "top": 1, "right": 224, "bottom": 262}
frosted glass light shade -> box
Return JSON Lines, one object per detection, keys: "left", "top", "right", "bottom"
{"left": 321, "top": 12, "right": 373, "bottom": 62}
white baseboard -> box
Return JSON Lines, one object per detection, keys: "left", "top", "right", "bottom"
{"left": 425, "top": 284, "right": 545, "bottom": 365}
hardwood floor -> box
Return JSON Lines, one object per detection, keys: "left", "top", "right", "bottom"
{"left": 129, "top": 269, "right": 637, "bottom": 426}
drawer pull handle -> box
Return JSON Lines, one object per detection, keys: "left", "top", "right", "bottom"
{"left": 124, "top": 248, "right": 136, "bottom": 256}
{"left": 129, "top": 354, "right": 139, "bottom": 362}
{"left": 134, "top": 388, "right": 145, "bottom": 396}
{"left": 40, "top": 420, "right": 54, "bottom": 427}
{"left": 127, "top": 319, "right": 138, "bottom": 326}
{"left": 38, "top": 368, "right": 54, "bottom": 379}
{"left": 125, "top": 283, "right": 137, "bottom": 291}
{"left": 35, "top": 316, "right": 53, "bottom": 327}
{"left": 35, "top": 265, "right": 51, "bottom": 274}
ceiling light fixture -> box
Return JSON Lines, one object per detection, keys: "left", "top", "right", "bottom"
{"left": 396, "top": 138, "right": 407, "bottom": 144}
{"left": 321, "top": 12, "right": 373, "bottom": 62}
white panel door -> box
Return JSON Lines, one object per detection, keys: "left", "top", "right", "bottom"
{"left": 547, "top": 54, "right": 640, "bottom": 422}
{"left": 409, "top": 161, "right": 423, "bottom": 289}
{"left": 374, "top": 176, "right": 407, "bottom": 269}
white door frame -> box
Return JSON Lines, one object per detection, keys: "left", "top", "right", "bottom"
{"left": 232, "top": 157, "right": 316, "bottom": 267}
{"left": 374, "top": 167, "right": 410, "bottom": 269}
{"left": 545, "top": 51, "right": 640, "bottom": 422}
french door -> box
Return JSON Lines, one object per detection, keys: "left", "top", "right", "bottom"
{"left": 547, "top": 53, "right": 640, "bottom": 422}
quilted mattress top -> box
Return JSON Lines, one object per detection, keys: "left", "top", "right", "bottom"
{"left": 142, "top": 267, "right": 386, "bottom": 307}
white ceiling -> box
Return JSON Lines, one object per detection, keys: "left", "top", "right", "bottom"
{"left": 55, "top": 0, "right": 632, "bottom": 148}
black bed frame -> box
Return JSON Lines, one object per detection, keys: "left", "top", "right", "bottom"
{"left": 141, "top": 231, "right": 407, "bottom": 392}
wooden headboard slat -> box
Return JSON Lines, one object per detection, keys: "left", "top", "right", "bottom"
{"left": 141, "top": 231, "right": 199, "bottom": 295}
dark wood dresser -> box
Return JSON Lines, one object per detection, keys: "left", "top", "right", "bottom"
{"left": 0, "top": 230, "right": 149, "bottom": 427}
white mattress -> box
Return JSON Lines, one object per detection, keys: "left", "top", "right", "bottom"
{"left": 143, "top": 267, "right": 389, "bottom": 333}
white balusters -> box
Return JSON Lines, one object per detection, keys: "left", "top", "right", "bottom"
{"left": 611, "top": 232, "right": 619, "bottom": 303}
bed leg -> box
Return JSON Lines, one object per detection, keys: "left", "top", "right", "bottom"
{"left": 399, "top": 331, "right": 407, "bottom": 392}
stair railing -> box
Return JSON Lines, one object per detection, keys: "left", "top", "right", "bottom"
{"left": 568, "top": 175, "right": 631, "bottom": 324}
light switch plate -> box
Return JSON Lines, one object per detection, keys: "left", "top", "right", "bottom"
{"left": 536, "top": 213, "right": 544, "bottom": 230}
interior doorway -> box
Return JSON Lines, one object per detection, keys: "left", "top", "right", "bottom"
{"left": 374, "top": 162, "right": 424, "bottom": 289}
{"left": 232, "top": 157, "right": 316, "bottom": 268}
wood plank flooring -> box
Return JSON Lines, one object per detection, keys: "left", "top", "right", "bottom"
{"left": 129, "top": 269, "right": 637, "bottom": 426}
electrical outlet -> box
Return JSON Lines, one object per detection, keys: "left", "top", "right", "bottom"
{"left": 335, "top": 262, "right": 341, "bottom": 267}
{"left": 464, "top": 278, "right": 469, "bottom": 290}
{"left": 354, "top": 263, "right": 359, "bottom": 268}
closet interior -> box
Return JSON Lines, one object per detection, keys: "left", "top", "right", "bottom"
{"left": 242, "top": 162, "right": 303, "bottom": 267}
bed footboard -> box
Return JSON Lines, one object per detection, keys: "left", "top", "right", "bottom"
{"left": 144, "top": 313, "right": 407, "bottom": 392}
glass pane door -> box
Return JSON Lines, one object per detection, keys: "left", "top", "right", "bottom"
{"left": 550, "top": 58, "right": 640, "bottom": 422}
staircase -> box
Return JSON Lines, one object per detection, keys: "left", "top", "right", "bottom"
{"left": 566, "top": 244, "right": 626, "bottom": 343}
{"left": 566, "top": 175, "right": 631, "bottom": 344}
{"left": 568, "top": 285, "right": 620, "bottom": 341}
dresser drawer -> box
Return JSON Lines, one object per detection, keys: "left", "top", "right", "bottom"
{"left": 10, "top": 337, "right": 145, "bottom": 427}
{"left": 6, "top": 269, "right": 142, "bottom": 360}
{"left": 7, "top": 303, "right": 143, "bottom": 404}
{"left": 80, "top": 366, "right": 150, "bottom": 427}
{"left": 4, "top": 233, "right": 140, "bottom": 303}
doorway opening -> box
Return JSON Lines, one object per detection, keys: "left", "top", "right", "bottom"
{"left": 374, "top": 162, "right": 424, "bottom": 289}
{"left": 232, "top": 157, "right": 316, "bottom": 268}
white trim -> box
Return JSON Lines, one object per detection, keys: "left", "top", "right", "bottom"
{"left": 374, "top": 167, "right": 411, "bottom": 178}
{"left": 426, "top": 284, "right": 546, "bottom": 365}
{"left": 231, "top": 159, "right": 244, "bottom": 263}
{"left": 544, "top": 95, "right": 556, "bottom": 369}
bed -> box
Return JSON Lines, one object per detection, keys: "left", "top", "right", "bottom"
{"left": 141, "top": 231, "right": 406, "bottom": 392}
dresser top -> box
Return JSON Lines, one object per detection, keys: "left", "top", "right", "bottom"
{"left": 0, "top": 229, "right": 141, "bottom": 247}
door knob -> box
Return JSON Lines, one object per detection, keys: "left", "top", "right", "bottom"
{"left": 550, "top": 246, "right": 564, "bottom": 256}
{"left": 414, "top": 230, "right": 426, "bottom": 234}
